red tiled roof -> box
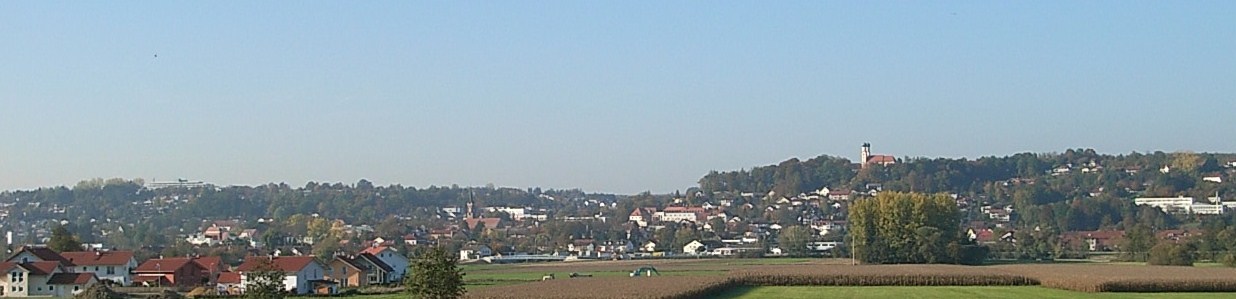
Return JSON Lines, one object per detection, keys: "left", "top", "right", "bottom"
{"left": 361, "top": 246, "right": 393, "bottom": 256}
{"left": 193, "top": 256, "right": 223, "bottom": 271}
{"left": 60, "top": 251, "right": 134, "bottom": 266}
{"left": 6, "top": 247, "right": 69, "bottom": 265}
{"left": 629, "top": 207, "right": 656, "bottom": 217}
{"left": 217, "top": 272, "right": 241, "bottom": 284}
{"left": 236, "top": 256, "right": 317, "bottom": 273}
{"left": 22, "top": 261, "right": 63, "bottom": 275}
{"left": 866, "top": 155, "right": 896, "bottom": 164}
{"left": 136, "top": 257, "right": 203, "bottom": 273}
{"left": 48, "top": 273, "right": 96, "bottom": 285}
{"left": 464, "top": 217, "right": 502, "bottom": 229}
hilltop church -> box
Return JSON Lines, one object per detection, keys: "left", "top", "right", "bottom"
{"left": 860, "top": 143, "right": 896, "bottom": 168}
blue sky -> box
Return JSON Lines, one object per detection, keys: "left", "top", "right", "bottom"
{"left": 2, "top": 2, "right": 1234, "bottom": 194}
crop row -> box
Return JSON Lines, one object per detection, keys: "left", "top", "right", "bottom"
{"left": 466, "top": 264, "right": 1236, "bottom": 298}
{"left": 731, "top": 264, "right": 1037, "bottom": 286}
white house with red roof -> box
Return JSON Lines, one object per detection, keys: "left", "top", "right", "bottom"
{"left": 236, "top": 256, "right": 331, "bottom": 295}
{"left": 3, "top": 247, "right": 132, "bottom": 287}
{"left": 360, "top": 246, "right": 408, "bottom": 283}
{"left": 59, "top": 251, "right": 137, "bottom": 286}
{"left": 0, "top": 260, "right": 96, "bottom": 297}
{"left": 216, "top": 272, "right": 243, "bottom": 295}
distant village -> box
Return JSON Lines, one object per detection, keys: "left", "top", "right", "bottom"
{"left": 1, "top": 144, "right": 1235, "bottom": 296}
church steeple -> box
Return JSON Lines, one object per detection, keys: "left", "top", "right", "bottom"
{"left": 861, "top": 143, "right": 871, "bottom": 165}
{"left": 466, "top": 191, "right": 476, "bottom": 219}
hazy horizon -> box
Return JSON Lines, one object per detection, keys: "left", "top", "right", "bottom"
{"left": 3, "top": 2, "right": 1234, "bottom": 194}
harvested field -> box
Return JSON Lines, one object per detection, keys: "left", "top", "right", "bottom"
{"left": 463, "top": 260, "right": 1236, "bottom": 298}
{"left": 999, "top": 264, "right": 1236, "bottom": 292}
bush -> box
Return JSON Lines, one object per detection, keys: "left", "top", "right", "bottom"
{"left": 1147, "top": 242, "right": 1194, "bottom": 266}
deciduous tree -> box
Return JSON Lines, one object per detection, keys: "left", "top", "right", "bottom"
{"left": 406, "top": 246, "right": 465, "bottom": 299}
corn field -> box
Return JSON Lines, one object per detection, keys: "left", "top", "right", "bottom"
{"left": 466, "top": 263, "right": 1236, "bottom": 298}
{"left": 730, "top": 265, "right": 1036, "bottom": 286}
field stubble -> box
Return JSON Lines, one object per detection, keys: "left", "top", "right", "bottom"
{"left": 465, "top": 261, "right": 1236, "bottom": 299}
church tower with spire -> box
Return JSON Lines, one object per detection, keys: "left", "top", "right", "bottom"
{"left": 861, "top": 143, "right": 871, "bottom": 166}
{"left": 466, "top": 192, "right": 476, "bottom": 219}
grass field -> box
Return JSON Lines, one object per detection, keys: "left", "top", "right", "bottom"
{"left": 715, "top": 286, "right": 1236, "bottom": 299}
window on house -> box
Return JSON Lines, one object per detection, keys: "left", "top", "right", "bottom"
{"left": 75, "top": 286, "right": 80, "bottom": 291}
{"left": 49, "top": 286, "right": 54, "bottom": 291}
{"left": 107, "top": 266, "right": 115, "bottom": 275}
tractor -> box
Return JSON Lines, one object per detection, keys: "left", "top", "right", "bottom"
{"left": 629, "top": 265, "right": 660, "bottom": 277}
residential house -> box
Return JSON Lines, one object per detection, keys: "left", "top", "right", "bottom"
{"left": 236, "top": 256, "right": 333, "bottom": 295}
{"left": 133, "top": 257, "right": 207, "bottom": 287}
{"left": 216, "top": 272, "right": 242, "bottom": 295}
{"left": 193, "top": 256, "right": 225, "bottom": 285}
{"left": 682, "top": 240, "right": 724, "bottom": 255}
{"left": 1061, "top": 230, "right": 1125, "bottom": 251}
{"left": 5, "top": 247, "right": 69, "bottom": 265}
{"left": 59, "top": 251, "right": 137, "bottom": 286}
{"left": 326, "top": 256, "right": 369, "bottom": 288}
{"left": 402, "top": 234, "right": 428, "bottom": 246}
{"left": 661, "top": 207, "right": 708, "bottom": 224}
{"left": 683, "top": 240, "right": 706, "bottom": 254}
{"left": 354, "top": 253, "right": 394, "bottom": 286}
{"left": 629, "top": 208, "right": 657, "bottom": 227}
{"left": 458, "top": 244, "right": 492, "bottom": 260}
{"left": 641, "top": 241, "right": 658, "bottom": 252}
{"left": 360, "top": 246, "right": 408, "bottom": 283}
{"left": 568, "top": 239, "right": 596, "bottom": 257}
{"left": 0, "top": 260, "right": 96, "bottom": 297}
{"left": 827, "top": 190, "right": 853, "bottom": 201}
{"left": 46, "top": 273, "right": 96, "bottom": 297}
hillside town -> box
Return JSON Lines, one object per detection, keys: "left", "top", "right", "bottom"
{"left": 0, "top": 146, "right": 1235, "bottom": 296}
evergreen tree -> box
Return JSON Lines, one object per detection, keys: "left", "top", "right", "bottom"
{"left": 49, "top": 224, "right": 83, "bottom": 252}
{"left": 406, "top": 246, "right": 465, "bottom": 299}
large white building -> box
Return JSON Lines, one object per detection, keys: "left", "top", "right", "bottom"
{"left": 1191, "top": 203, "right": 1225, "bottom": 215}
{"left": 1134, "top": 196, "right": 1196, "bottom": 214}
